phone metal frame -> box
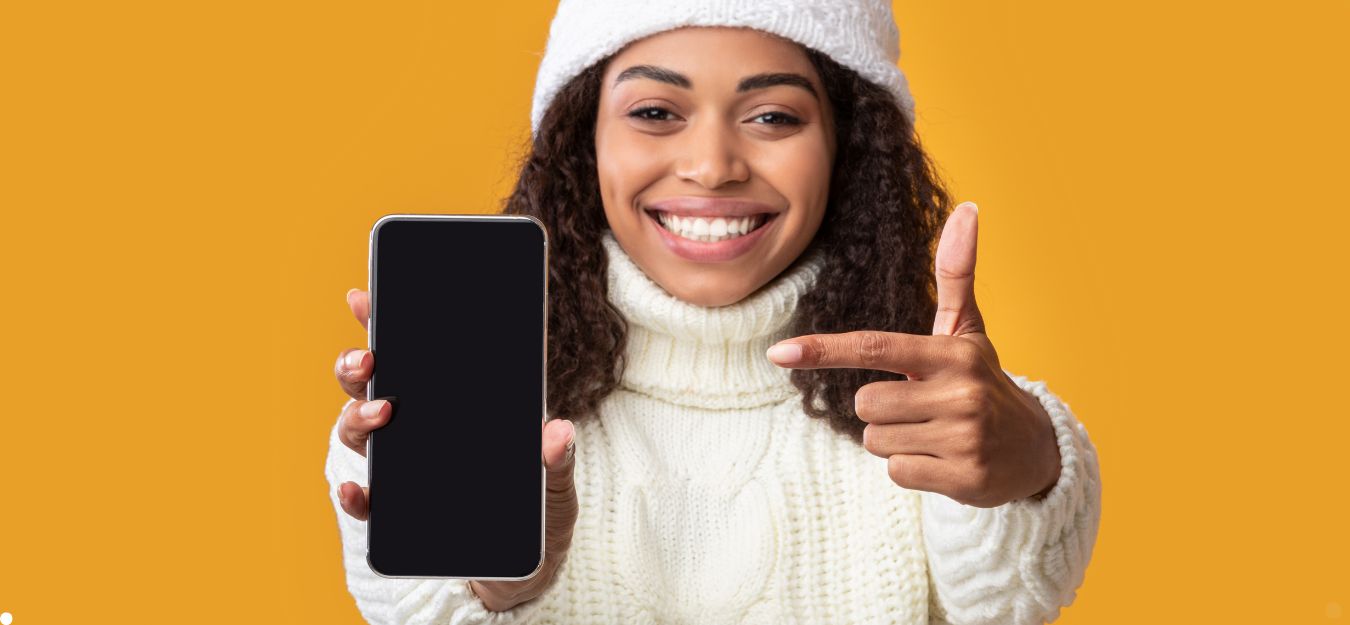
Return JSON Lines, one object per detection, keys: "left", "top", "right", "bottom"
{"left": 365, "top": 212, "right": 549, "bottom": 581}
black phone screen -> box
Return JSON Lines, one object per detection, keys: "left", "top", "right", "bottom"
{"left": 366, "top": 215, "right": 547, "bottom": 579}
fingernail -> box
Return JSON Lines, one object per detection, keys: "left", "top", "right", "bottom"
{"left": 564, "top": 421, "right": 576, "bottom": 463}
{"left": 345, "top": 350, "right": 366, "bottom": 370}
{"left": 766, "top": 342, "right": 802, "bottom": 364}
{"left": 961, "top": 201, "right": 978, "bottom": 213}
{"left": 346, "top": 288, "right": 360, "bottom": 301}
{"left": 337, "top": 487, "right": 347, "bottom": 507}
{"left": 360, "top": 400, "right": 384, "bottom": 419}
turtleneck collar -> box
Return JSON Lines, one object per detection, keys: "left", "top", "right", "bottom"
{"left": 600, "top": 229, "right": 826, "bottom": 410}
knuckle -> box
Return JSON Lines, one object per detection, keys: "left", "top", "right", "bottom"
{"left": 340, "top": 404, "right": 368, "bottom": 449}
{"left": 856, "top": 332, "right": 889, "bottom": 368}
{"left": 953, "top": 421, "right": 982, "bottom": 456}
{"left": 335, "top": 349, "right": 372, "bottom": 386}
{"left": 958, "top": 341, "right": 985, "bottom": 372}
{"left": 804, "top": 337, "right": 827, "bottom": 365}
{"left": 546, "top": 471, "right": 576, "bottom": 495}
{"left": 334, "top": 352, "right": 352, "bottom": 379}
{"left": 340, "top": 365, "right": 367, "bottom": 386}
{"left": 956, "top": 383, "right": 990, "bottom": 416}
{"left": 343, "top": 401, "right": 366, "bottom": 429}
{"left": 544, "top": 501, "right": 578, "bottom": 529}
{"left": 941, "top": 337, "right": 978, "bottom": 371}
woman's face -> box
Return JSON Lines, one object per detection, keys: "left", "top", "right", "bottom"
{"left": 595, "top": 26, "right": 836, "bottom": 307}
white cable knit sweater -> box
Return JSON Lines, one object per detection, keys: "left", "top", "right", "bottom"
{"left": 325, "top": 229, "right": 1101, "bottom": 625}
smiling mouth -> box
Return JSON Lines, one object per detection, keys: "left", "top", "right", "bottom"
{"left": 645, "top": 209, "right": 778, "bottom": 243}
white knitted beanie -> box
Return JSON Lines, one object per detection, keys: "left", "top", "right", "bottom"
{"left": 529, "top": 0, "right": 916, "bottom": 137}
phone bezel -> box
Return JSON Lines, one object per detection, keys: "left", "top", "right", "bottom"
{"left": 364, "top": 212, "right": 549, "bottom": 581}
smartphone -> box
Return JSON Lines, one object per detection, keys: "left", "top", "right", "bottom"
{"left": 365, "top": 213, "right": 548, "bottom": 579}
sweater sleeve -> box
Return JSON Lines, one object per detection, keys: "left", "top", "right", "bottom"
{"left": 921, "top": 372, "right": 1102, "bottom": 625}
{"left": 323, "top": 398, "right": 543, "bottom": 625}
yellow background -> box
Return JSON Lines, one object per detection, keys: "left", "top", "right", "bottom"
{"left": 2, "top": 1, "right": 1346, "bottom": 623}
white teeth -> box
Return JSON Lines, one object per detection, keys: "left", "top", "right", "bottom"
{"left": 654, "top": 212, "right": 767, "bottom": 242}
{"left": 692, "top": 218, "right": 709, "bottom": 236}
{"left": 709, "top": 218, "right": 727, "bottom": 237}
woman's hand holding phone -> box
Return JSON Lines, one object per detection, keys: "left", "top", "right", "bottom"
{"left": 332, "top": 288, "right": 579, "bottom": 612}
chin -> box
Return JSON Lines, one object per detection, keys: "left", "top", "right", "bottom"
{"left": 664, "top": 276, "right": 753, "bottom": 308}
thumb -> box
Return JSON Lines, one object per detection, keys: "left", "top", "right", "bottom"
{"left": 543, "top": 418, "right": 577, "bottom": 490}
{"left": 542, "top": 419, "right": 578, "bottom": 552}
{"left": 933, "top": 201, "right": 986, "bottom": 337}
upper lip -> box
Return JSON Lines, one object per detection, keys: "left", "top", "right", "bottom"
{"left": 645, "top": 196, "right": 780, "bottom": 218}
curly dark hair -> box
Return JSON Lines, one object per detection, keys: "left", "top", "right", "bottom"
{"left": 498, "top": 45, "right": 952, "bottom": 445}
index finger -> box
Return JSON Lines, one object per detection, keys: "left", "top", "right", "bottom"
{"left": 346, "top": 288, "right": 370, "bottom": 332}
{"left": 766, "top": 331, "right": 958, "bottom": 378}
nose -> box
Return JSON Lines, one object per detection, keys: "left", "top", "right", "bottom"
{"left": 674, "top": 117, "right": 750, "bottom": 189}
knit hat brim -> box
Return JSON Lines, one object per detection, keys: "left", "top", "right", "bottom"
{"left": 529, "top": 0, "right": 915, "bottom": 137}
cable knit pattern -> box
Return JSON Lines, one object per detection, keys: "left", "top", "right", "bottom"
{"left": 324, "top": 229, "right": 1100, "bottom": 624}
{"left": 921, "top": 374, "right": 1101, "bottom": 625}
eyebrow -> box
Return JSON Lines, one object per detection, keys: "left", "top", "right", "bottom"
{"left": 612, "top": 64, "right": 819, "bottom": 99}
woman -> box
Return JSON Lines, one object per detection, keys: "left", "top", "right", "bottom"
{"left": 326, "top": 2, "right": 1101, "bottom": 623}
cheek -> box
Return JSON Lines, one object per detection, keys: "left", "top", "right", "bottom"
{"left": 596, "top": 128, "right": 667, "bottom": 210}
{"left": 755, "top": 134, "right": 833, "bottom": 223}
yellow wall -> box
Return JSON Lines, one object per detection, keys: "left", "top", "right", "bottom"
{"left": 2, "top": 1, "right": 1345, "bottom": 623}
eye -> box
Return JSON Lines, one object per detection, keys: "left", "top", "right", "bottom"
{"left": 627, "top": 106, "right": 678, "bottom": 123}
{"left": 750, "top": 111, "right": 803, "bottom": 126}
